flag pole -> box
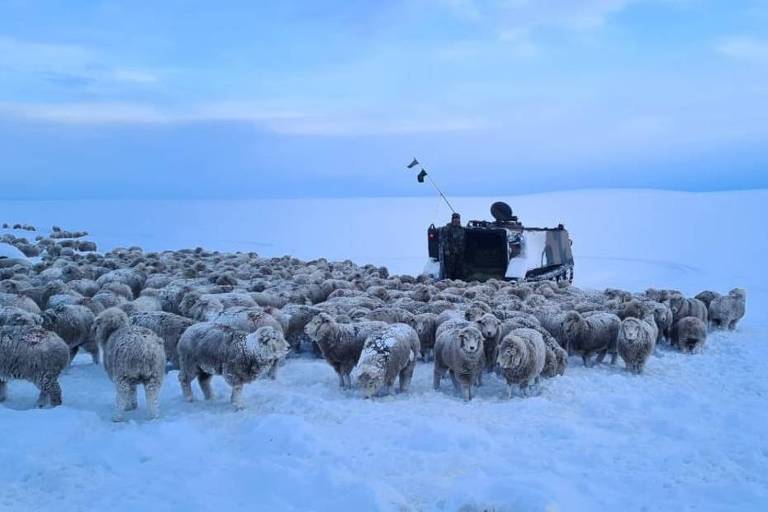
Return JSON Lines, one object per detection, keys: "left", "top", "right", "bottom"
{"left": 425, "top": 173, "right": 455, "bottom": 214}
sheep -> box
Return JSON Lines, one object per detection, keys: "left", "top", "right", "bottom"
{"left": 617, "top": 317, "right": 656, "bottom": 374}
{"left": 695, "top": 290, "right": 721, "bottom": 309}
{"left": 561, "top": 311, "right": 621, "bottom": 367}
{"left": 352, "top": 324, "right": 420, "bottom": 398}
{"left": 212, "top": 306, "right": 283, "bottom": 335}
{"left": 92, "top": 308, "right": 166, "bottom": 421}
{"left": 433, "top": 325, "right": 485, "bottom": 401}
{"left": 535, "top": 326, "right": 568, "bottom": 377}
{"left": 304, "top": 313, "right": 388, "bottom": 388}
{"left": 413, "top": 312, "right": 438, "bottom": 360}
{"left": 708, "top": 288, "right": 746, "bottom": 330}
{"left": 671, "top": 316, "right": 707, "bottom": 353}
{"left": 269, "top": 304, "right": 323, "bottom": 353}
{"left": 474, "top": 313, "right": 502, "bottom": 370}
{"left": 177, "top": 323, "right": 288, "bottom": 409}
{"left": 464, "top": 301, "right": 492, "bottom": 321}
{"left": 667, "top": 295, "right": 708, "bottom": 325}
{"left": 0, "top": 292, "right": 41, "bottom": 315}
{"left": 365, "top": 307, "right": 415, "bottom": 327}
{"left": 41, "top": 304, "right": 97, "bottom": 363}
{"left": 0, "top": 306, "right": 43, "bottom": 327}
{"left": 179, "top": 291, "right": 224, "bottom": 321}
{"left": 0, "top": 325, "right": 70, "bottom": 407}
{"left": 129, "top": 311, "right": 196, "bottom": 368}
{"left": 495, "top": 328, "right": 546, "bottom": 398}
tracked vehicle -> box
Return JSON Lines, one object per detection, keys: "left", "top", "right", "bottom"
{"left": 425, "top": 202, "right": 574, "bottom": 282}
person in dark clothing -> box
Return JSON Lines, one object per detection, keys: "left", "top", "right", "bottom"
{"left": 440, "top": 212, "right": 465, "bottom": 280}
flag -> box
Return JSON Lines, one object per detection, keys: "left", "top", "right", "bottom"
{"left": 407, "top": 158, "right": 419, "bottom": 169}
{"left": 417, "top": 169, "right": 428, "bottom": 183}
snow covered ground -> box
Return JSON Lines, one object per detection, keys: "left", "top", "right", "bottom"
{"left": 2, "top": 189, "right": 767, "bottom": 511}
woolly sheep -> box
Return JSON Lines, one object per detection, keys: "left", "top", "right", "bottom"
{"left": 671, "top": 316, "right": 707, "bottom": 353}
{"left": 212, "top": 306, "right": 283, "bottom": 335}
{"left": 92, "top": 308, "right": 166, "bottom": 421}
{"left": 495, "top": 328, "right": 546, "bottom": 398}
{"left": 617, "top": 317, "right": 656, "bottom": 374}
{"left": 0, "top": 292, "right": 41, "bottom": 315}
{"left": 561, "top": 311, "right": 621, "bottom": 366}
{"left": 433, "top": 325, "right": 485, "bottom": 401}
{"left": 178, "top": 324, "right": 288, "bottom": 409}
{"left": 694, "top": 290, "right": 720, "bottom": 309}
{"left": 667, "top": 295, "right": 708, "bottom": 325}
{"left": 413, "top": 312, "right": 438, "bottom": 360}
{"left": 41, "top": 304, "right": 97, "bottom": 363}
{"left": 304, "top": 313, "right": 387, "bottom": 388}
{"left": 0, "top": 306, "right": 43, "bottom": 327}
{"left": 475, "top": 313, "right": 502, "bottom": 370}
{"left": 0, "top": 325, "right": 70, "bottom": 407}
{"left": 129, "top": 311, "right": 196, "bottom": 368}
{"left": 708, "top": 288, "right": 746, "bottom": 330}
{"left": 352, "top": 323, "right": 420, "bottom": 397}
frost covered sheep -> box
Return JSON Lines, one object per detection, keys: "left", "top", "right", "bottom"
{"left": 303, "top": 312, "right": 387, "bottom": 388}
{"left": 495, "top": 328, "right": 546, "bottom": 397}
{"left": 92, "top": 308, "right": 166, "bottom": 421}
{"left": 41, "top": 304, "right": 97, "bottom": 363}
{"left": 672, "top": 316, "right": 707, "bottom": 353}
{"left": 708, "top": 288, "right": 746, "bottom": 330}
{"left": 561, "top": 311, "right": 621, "bottom": 366}
{"left": 352, "top": 323, "right": 420, "bottom": 398}
{"left": 0, "top": 325, "right": 70, "bottom": 407}
{"left": 617, "top": 317, "right": 656, "bottom": 374}
{"left": 129, "top": 311, "right": 196, "bottom": 368}
{"left": 433, "top": 325, "right": 485, "bottom": 401}
{"left": 177, "top": 323, "right": 288, "bottom": 409}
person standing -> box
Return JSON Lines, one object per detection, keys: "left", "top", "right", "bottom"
{"left": 440, "top": 212, "right": 465, "bottom": 280}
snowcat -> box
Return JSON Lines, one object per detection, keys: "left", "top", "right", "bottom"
{"left": 424, "top": 201, "right": 574, "bottom": 282}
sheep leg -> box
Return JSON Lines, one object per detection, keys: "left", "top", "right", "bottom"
{"left": 198, "top": 373, "right": 215, "bottom": 400}
{"left": 69, "top": 345, "right": 80, "bottom": 362}
{"left": 83, "top": 341, "right": 99, "bottom": 365}
{"left": 595, "top": 350, "right": 606, "bottom": 365}
{"left": 582, "top": 352, "right": 593, "bottom": 367}
{"left": 609, "top": 352, "right": 618, "bottom": 365}
{"left": 506, "top": 383, "right": 513, "bottom": 400}
{"left": 230, "top": 384, "right": 245, "bottom": 410}
{"left": 433, "top": 365, "right": 447, "bottom": 390}
{"left": 126, "top": 383, "right": 138, "bottom": 410}
{"left": 464, "top": 381, "right": 472, "bottom": 402}
{"left": 0, "top": 379, "right": 6, "bottom": 402}
{"left": 399, "top": 362, "right": 416, "bottom": 393}
{"left": 46, "top": 380, "right": 63, "bottom": 407}
{"left": 113, "top": 379, "right": 131, "bottom": 422}
{"left": 449, "top": 371, "right": 462, "bottom": 393}
{"left": 344, "top": 372, "right": 353, "bottom": 389}
{"left": 35, "top": 389, "right": 49, "bottom": 408}
{"left": 267, "top": 361, "right": 279, "bottom": 380}
{"left": 178, "top": 370, "right": 195, "bottom": 401}
{"left": 144, "top": 379, "right": 161, "bottom": 420}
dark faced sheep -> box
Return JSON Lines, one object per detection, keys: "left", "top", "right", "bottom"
{"left": 92, "top": 308, "right": 166, "bottom": 421}
{"left": 561, "top": 311, "right": 621, "bottom": 367}
{"left": 433, "top": 325, "right": 485, "bottom": 401}
{"left": 303, "top": 313, "right": 388, "bottom": 388}
{"left": 353, "top": 324, "right": 420, "bottom": 398}
{"left": 0, "top": 325, "right": 70, "bottom": 407}
{"left": 413, "top": 312, "right": 438, "bottom": 360}
{"left": 671, "top": 316, "right": 707, "bottom": 353}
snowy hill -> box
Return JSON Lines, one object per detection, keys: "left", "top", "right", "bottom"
{"left": 1, "top": 189, "right": 767, "bottom": 511}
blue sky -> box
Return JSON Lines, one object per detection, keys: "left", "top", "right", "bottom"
{"left": 0, "top": 0, "right": 766, "bottom": 199}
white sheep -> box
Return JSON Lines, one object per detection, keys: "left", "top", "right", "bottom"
{"left": 129, "top": 311, "right": 196, "bottom": 369}
{"left": 177, "top": 323, "right": 288, "bottom": 409}
{"left": 41, "top": 303, "right": 97, "bottom": 363}
{"left": 92, "top": 308, "right": 166, "bottom": 421}
{"left": 495, "top": 328, "right": 546, "bottom": 398}
{"left": 433, "top": 325, "right": 485, "bottom": 401}
{"left": 352, "top": 323, "right": 420, "bottom": 397}
{"left": 617, "top": 317, "right": 656, "bottom": 374}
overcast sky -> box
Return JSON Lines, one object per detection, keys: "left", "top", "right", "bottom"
{"left": 1, "top": 0, "right": 766, "bottom": 199}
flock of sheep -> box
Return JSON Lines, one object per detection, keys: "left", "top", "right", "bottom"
{"left": 0, "top": 224, "right": 747, "bottom": 420}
